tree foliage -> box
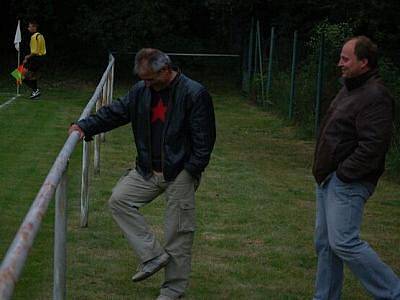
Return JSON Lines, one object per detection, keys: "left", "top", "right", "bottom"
{"left": 1, "top": 0, "right": 399, "bottom": 66}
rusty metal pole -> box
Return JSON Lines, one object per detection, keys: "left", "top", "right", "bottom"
{"left": 0, "top": 132, "right": 80, "bottom": 300}
{"left": 107, "top": 74, "right": 112, "bottom": 105}
{"left": 0, "top": 55, "right": 115, "bottom": 300}
{"left": 80, "top": 141, "right": 90, "bottom": 227}
{"left": 109, "top": 53, "right": 114, "bottom": 105}
{"left": 93, "top": 99, "right": 101, "bottom": 175}
{"left": 53, "top": 166, "right": 68, "bottom": 300}
{"left": 79, "top": 54, "right": 114, "bottom": 227}
{"left": 100, "top": 84, "right": 106, "bottom": 143}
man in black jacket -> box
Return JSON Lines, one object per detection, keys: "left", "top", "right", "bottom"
{"left": 69, "top": 48, "right": 216, "bottom": 300}
{"left": 312, "top": 36, "right": 400, "bottom": 299}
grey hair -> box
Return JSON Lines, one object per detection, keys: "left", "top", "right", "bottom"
{"left": 134, "top": 48, "right": 172, "bottom": 74}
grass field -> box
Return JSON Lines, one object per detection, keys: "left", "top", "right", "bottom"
{"left": 0, "top": 78, "right": 18, "bottom": 106}
{"left": 0, "top": 76, "right": 399, "bottom": 299}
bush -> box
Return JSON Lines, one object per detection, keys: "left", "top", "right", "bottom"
{"left": 380, "top": 58, "right": 400, "bottom": 177}
{"left": 249, "top": 20, "right": 400, "bottom": 179}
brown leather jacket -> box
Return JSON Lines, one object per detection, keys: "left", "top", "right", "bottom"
{"left": 312, "top": 69, "right": 394, "bottom": 185}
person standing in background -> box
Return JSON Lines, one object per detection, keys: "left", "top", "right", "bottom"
{"left": 23, "top": 20, "right": 46, "bottom": 99}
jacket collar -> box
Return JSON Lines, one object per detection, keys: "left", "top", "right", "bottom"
{"left": 149, "top": 68, "right": 181, "bottom": 93}
{"left": 342, "top": 68, "right": 379, "bottom": 91}
{"left": 169, "top": 69, "right": 181, "bottom": 90}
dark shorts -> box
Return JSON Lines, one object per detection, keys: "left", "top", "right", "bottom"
{"left": 24, "top": 55, "right": 45, "bottom": 72}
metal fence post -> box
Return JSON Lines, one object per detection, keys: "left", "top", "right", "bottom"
{"left": 107, "top": 74, "right": 111, "bottom": 106}
{"left": 94, "top": 99, "right": 101, "bottom": 175}
{"left": 53, "top": 166, "right": 68, "bottom": 300}
{"left": 256, "top": 20, "right": 264, "bottom": 105}
{"left": 241, "top": 45, "right": 248, "bottom": 94}
{"left": 100, "top": 85, "right": 107, "bottom": 143}
{"left": 253, "top": 20, "right": 259, "bottom": 90}
{"left": 315, "top": 32, "right": 325, "bottom": 136}
{"left": 108, "top": 65, "right": 114, "bottom": 103}
{"left": 109, "top": 53, "right": 114, "bottom": 105}
{"left": 247, "top": 18, "right": 255, "bottom": 95}
{"left": 242, "top": 17, "right": 254, "bottom": 94}
{"left": 289, "top": 30, "right": 298, "bottom": 120}
{"left": 266, "top": 26, "right": 275, "bottom": 108}
{"left": 80, "top": 141, "right": 90, "bottom": 227}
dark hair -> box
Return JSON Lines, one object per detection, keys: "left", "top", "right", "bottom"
{"left": 29, "top": 20, "right": 39, "bottom": 28}
{"left": 134, "top": 48, "right": 171, "bottom": 74}
{"left": 347, "top": 36, "right": 378, "bottom": 69}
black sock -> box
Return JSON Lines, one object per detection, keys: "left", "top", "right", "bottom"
{"left": 32, "top": 80, "right": 38, "bottom": 91}
{"left": 23, "top": 79, "right": 34, "bottom": 90}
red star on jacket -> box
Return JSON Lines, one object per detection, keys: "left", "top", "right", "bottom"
{"left": 151, "top": 99, "right": 167, "bottom": 123}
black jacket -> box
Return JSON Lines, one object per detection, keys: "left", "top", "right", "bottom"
{"left": 77, "top": 73, "right": 216, "bottom": 181}
{"left": 313, "top": 70, "right": 394, "bottom": 185}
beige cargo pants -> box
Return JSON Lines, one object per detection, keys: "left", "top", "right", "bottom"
{"left": 108, "top": 168, "right": 198, "bottom": 298}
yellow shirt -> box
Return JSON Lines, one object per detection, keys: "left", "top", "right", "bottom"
{"left": 30, "top": 32, "right": 46, "bottom": 56}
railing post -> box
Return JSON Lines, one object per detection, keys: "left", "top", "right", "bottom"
{"left": 109, "top": 53, "right": 114, "bottom": 105}
{"left": 100, "top": 85, "right": 106, "bottom": 143}
{"left": 107, "top": 74, "right": 111, "bottom": 106}
{"left": 94, "top": 99, "right": 101, "bottom": 175}
{"left": 53, "top": 165, "right": 68, "bottom": 300}
{"left": 110, "top": 66, "right": 114, "bottom": 104}
{"left": 80, "top": 141, "right": 90, "bottom": 227}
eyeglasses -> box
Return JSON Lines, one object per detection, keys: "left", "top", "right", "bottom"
{"left": 140, "top": 68, "right": 167, "bottom": 83}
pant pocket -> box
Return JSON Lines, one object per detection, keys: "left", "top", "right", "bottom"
{"left": 178, "top": 200, "right": 196, "bottom": 232}
{"left": 112, "top": 168, "right": 132, "bottom": 193}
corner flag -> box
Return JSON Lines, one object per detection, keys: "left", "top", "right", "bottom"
{"left": 14, "top": 20, "right": 22, "bottom": 51}
{"left": 11, "top": 65, "right": 26, "bottom": 85}
{"left": 13, "top": 20, "right": 22, "bottom": 94}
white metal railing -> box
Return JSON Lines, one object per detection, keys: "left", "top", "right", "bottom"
{"left": 0, "top": 54, "right": 115, "bottom": 300}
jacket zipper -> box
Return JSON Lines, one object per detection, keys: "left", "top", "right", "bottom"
{"left": 161, "top": 88, "right": 174, "bottom": 175}
{"left": 146, "top": 90, "right": 153, "bottom": 173}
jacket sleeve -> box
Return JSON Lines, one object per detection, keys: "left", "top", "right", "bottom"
{"left": 336, "top": 97, "right": 393, "bottom": 182}
{"left": 77, "top": 91, "right": 133, "bottom": 141}
{"left": 184, "top": 90, "right": 216, "bottom": 177}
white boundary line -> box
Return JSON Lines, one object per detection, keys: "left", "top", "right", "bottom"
{"left": 0, "top": 95, "right": 20, "bottom": 110}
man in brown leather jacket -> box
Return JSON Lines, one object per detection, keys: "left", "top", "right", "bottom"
{"left": 312, "top": 36, "right": 400, "bottom": 299}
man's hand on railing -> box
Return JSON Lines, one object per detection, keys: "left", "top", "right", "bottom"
{"left": 68, "top": 123, "right": 85, "bottom": 140}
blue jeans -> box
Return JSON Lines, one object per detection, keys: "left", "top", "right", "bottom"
{"left": 314, "top": 172, "right": 400, "bottom": 300}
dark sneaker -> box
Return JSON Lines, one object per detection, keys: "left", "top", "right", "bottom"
{"left": 30, "top": 89, "right": 41, "bottom": 99}
{"left": 132, "top": 253, "right": 170, "bottom": 282}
